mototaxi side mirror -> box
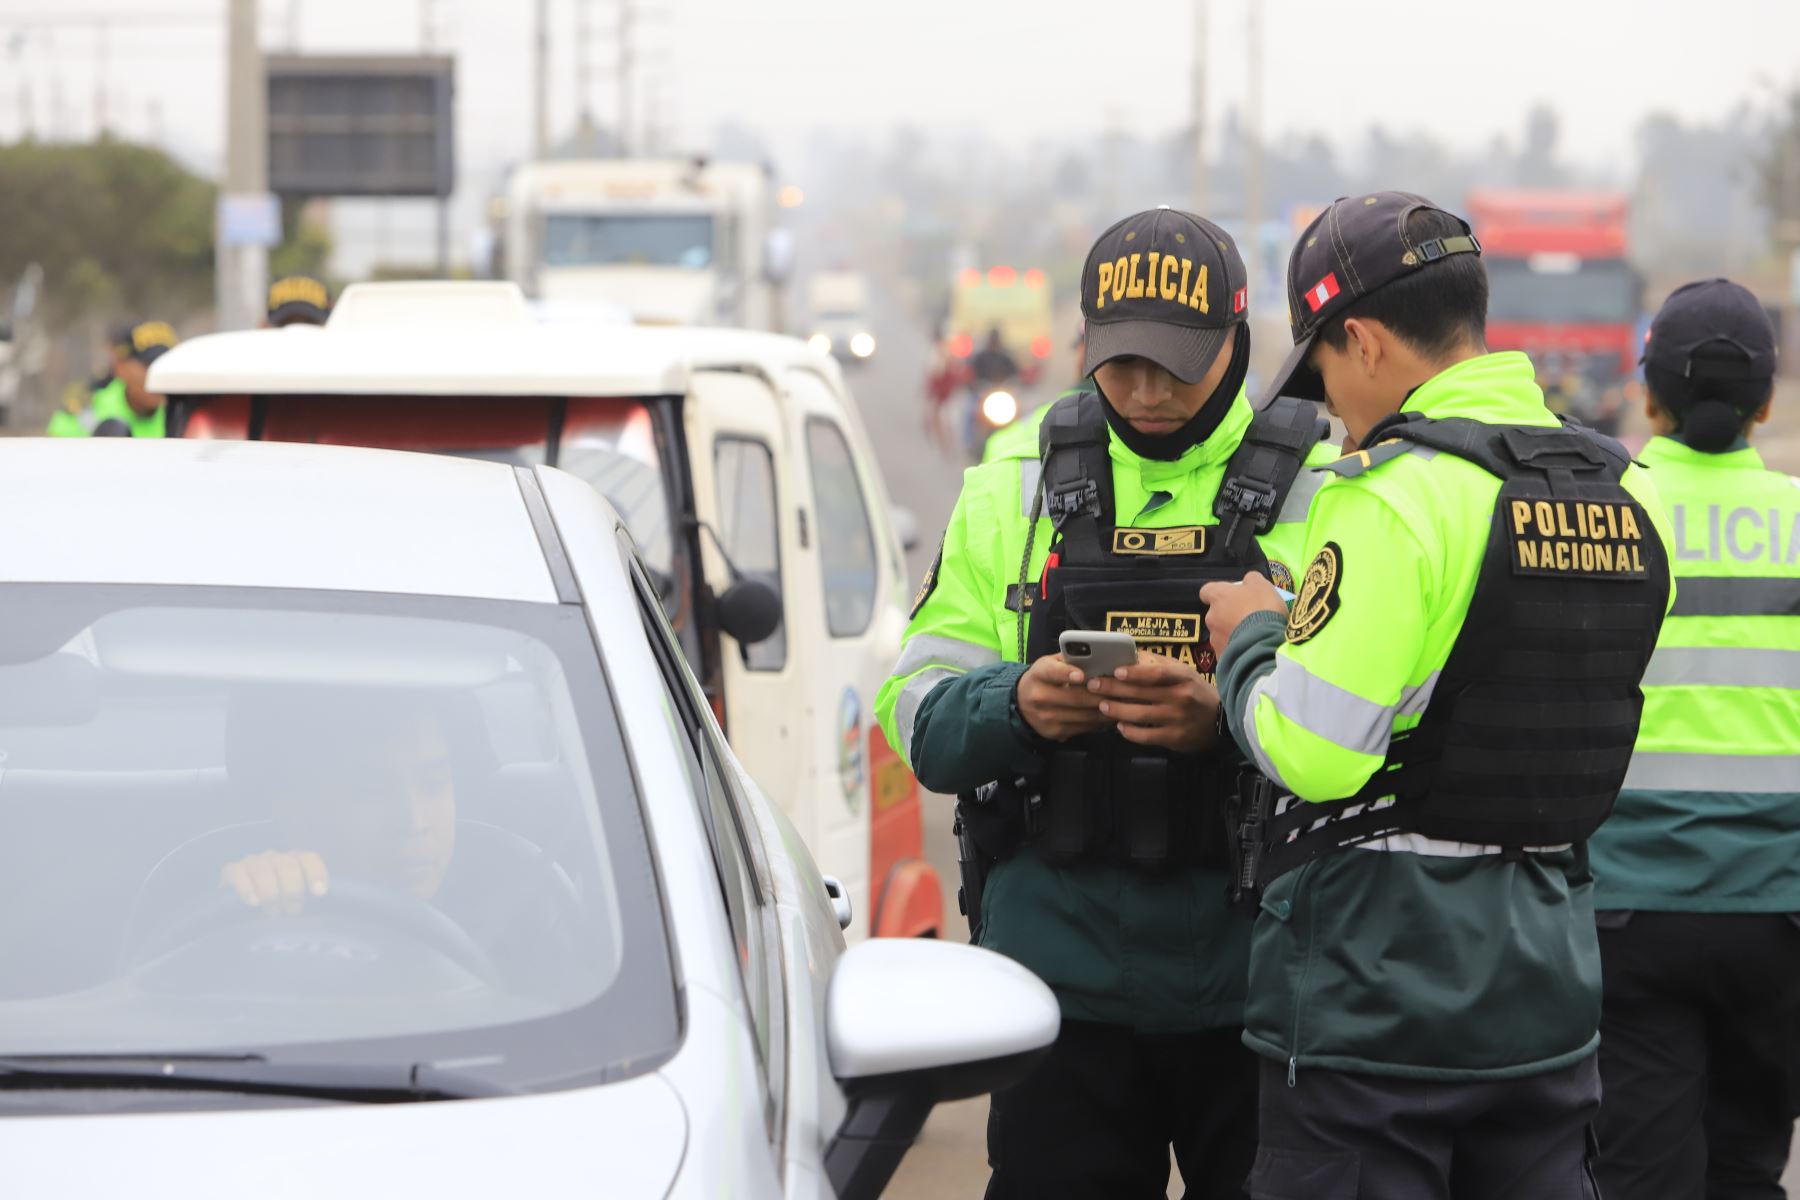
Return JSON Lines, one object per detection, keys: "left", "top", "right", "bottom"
{"left": 717, "top": 578, "right": 782, "bottom": 645}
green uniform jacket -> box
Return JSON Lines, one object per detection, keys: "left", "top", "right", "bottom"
{"left": 46, "top": 377, "right": 166, "bottom": 438}
{"left": 876, "top": 388, "right": 1332, "bottom": 1032}
{"left": 1591, "top": 435, "right": 1800, "bottom": 912}
{"left": 1216, "top": 352, "right": 1676, "bottom": 1080}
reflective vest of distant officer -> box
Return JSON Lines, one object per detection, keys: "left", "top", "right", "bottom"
{"left": 876, "top": 207, "right": 1332, "bottom": 1200}
{"left": 1587, "top": 279, "right": 1800, "bottom": 1199}
{"left": 47, "top": 321, "right": 178, "bottom": 438}
{"left": 1202, "top": 192, "right": 1675, "bottom": 1199}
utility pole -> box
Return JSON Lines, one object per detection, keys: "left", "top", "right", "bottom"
{"left": 533, "top": 0, "right": 549, "bottom": 155}
{"left": 93, "top": 19, "right": 108, "bottom": 136}
{"left": 574, "top": 0, "right": 594, "bottom": 134}
{"left": 1244, "top": 0, "right": 1265, "bottom": 298}
{"left": 616, "top": 0, "right": 633, "bottom": 156}
{"left": 219, "top": 0, "right": 270, "bottom": 331}
{"left": 1190, "top": 0, "right": 1208, "bottom": 213}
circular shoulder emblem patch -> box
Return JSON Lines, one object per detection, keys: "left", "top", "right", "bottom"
{"left": 1285, "top": 542, "right": 1343, "bottom": 645}
{"left": 1266, "top": 559, "right": 1295, "bottom": 593}
{"left": 911, "top": 536, "right": 944, "bottom": 619}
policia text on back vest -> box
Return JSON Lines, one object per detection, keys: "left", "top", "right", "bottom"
{"left": 1229, "top": 413, "right": 1670, "bottom": 902}
{"left": 955, "top": 388, "right": 1325, "bottom": 934}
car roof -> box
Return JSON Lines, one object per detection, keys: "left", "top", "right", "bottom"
{"left": 0, "top": 439, "right": 564, "bottom": 602}
{"left": 148, "top": 282, "right": 845, "bottom": 399}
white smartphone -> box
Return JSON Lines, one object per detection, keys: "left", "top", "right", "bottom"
{"left": 1058, "top": 629, "right": 1139, "bottom": 679}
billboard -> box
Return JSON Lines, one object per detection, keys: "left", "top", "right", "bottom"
{"left": 267, "top": 55, "right": 455, "bottom": 198}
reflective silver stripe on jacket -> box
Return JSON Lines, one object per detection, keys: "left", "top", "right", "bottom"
{"left": 1239, "top": 672, "right": 1291, "bottom": 791}
{"left": 1642, "top": 646, "right": 1800, "bottom": 690}
{"left": 1273, "top": 467, "right": 1326, "bottom": 524}
{"left": 1020, "top": 460, "right": 1043, "bottom": 519}
{"left": 1623, "top": 751, "right": 1800, "bottom": 794}
{"left": 1258, "top": 656, "right": 1438, "bottom": 758}
{"left": 1671, "top": 576, "right": 1800, "bottom": 618}
{"left": 890, "top": 635, "right": 1000, "bottom": 761}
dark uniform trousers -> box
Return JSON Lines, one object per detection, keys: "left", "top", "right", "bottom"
{"left": 1596, "top": 911, "right": 1800, "bottom": 1200}
{"left": 984, "top": 1020, "right": 1258, "bottom": 1200}
{"left": 1248, "top": 1056, "right": 1602, "bottom": 1200}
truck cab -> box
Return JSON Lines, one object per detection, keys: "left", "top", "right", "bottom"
{"left": 147, "top": 282, "right": 944, "bottom": 943}
{"left": 499, "top": 158, "right": 789, "bottom": 331}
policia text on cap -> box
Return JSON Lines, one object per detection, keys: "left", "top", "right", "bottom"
{"left": 877, "top": 208, "right": 1334, "bottom": 1198}
{"left": 1202, "top": 192, "right": 1675, "bottom": 1197}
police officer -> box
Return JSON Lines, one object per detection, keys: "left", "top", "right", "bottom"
{"left": 1588, "top": 279, "right": 1800, "bottom": 1199}
{"left": 1201, "top": 191, "right": 1676, "bottom": 1197}
{"left": 265, "top": 274, "right": 332, "bottom": 327}
{"left": 876, "top": 207, "right": 1331, "bottom": 1199}
{"left": 47, "top": 321, "right": 178, "bottom": 438}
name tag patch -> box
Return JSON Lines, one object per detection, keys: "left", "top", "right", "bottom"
{"left": 1507, "top": 499, "right": 1647, "bottom": 579}
{"left": 1112, "top": 526, "right": 1208, "bottom": 556}
{"left": 1106, "top": 611, "right": 1201, "bottom": 642}
{"left": 1105, "top": 610, "right": 1213, "bottom": 675}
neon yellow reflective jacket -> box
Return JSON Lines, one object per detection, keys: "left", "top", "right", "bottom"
{"left": 46, "top": 377, "right": 166, "bottom": 438}
{"left": 1216, "top": 351, "right": 1677, "bottom": 1080}
{"left": 876, "top": 388, "right": 1333, "bottom": 1031}
{"left": 1591, "top": 434, "right": 1800, "bottom": 911}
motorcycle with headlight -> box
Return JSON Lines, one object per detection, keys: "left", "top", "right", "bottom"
{"left": 962, "top": 386, "right": 1020, "bottom": 463}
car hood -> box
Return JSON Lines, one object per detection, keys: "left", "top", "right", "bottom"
{"left": 538, "top": 266, "right": 717, "bottom": 326}
{"left": 0, "top": 1071, "right": 688, "bottom": 1199}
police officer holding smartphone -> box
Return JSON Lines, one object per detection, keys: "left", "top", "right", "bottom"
{"left": 877, "top": 207, "right": 1331, "bottom": 1198}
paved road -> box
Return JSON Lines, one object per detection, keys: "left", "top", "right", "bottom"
{"left": 854, "top": 306, "right": 1800, "bottom": 1197}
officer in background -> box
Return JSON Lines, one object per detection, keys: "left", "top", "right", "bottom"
{"left": 1589, "top": 279, "right": 1800, "bottom": 1198}
{"left": 876, "top": 208, "right": 1331, "bottom": 1198}
{"left": 265, "top": 274, "right": 332, "bottom": 327}
{"left": 1201, "top": 191, "right": 1675, "bottom": 1197}
{"left": 47, "top": 320, "right": 178, "bottom": 437}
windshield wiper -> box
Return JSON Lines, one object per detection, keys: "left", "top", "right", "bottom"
{"left": 0, "top": 1054, "right": 514, "bottom": 1103}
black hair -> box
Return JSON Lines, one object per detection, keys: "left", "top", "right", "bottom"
{"left": 1314, "top": 208, "right": 1489, "bottom": 360}
{"left": 1644, "top": 342, "right": 1773, "bottom": 453}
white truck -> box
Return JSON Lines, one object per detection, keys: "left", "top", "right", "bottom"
{"left": 500, "top": 158, "right": 790, "bottom": 331}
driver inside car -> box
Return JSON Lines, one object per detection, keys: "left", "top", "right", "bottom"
{"left": 220, "top": 702, "right": 457, "bottom": 913}
{"left": 122, "top": 686, "right": 590, "bottom": 994}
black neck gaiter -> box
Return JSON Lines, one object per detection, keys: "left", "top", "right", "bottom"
{"left": 1097, "top": 327, "right": 1250, "bottom": 461}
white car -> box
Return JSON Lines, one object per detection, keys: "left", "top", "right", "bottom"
{"left": 0, "top": 438, "right": 1057, "bottom": 1198}
{"left": 148, "top": 282, "right": 943, "bottom": 946}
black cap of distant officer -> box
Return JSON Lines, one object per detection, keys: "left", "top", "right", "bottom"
{"left": 1081, "top": 207, "right": 1248, "bottom": 384}
{"left": 1642, "top": 278, "right": 1777, "bottom": 453}
{"left": 110, "top": 320, "right": 179, "bottom": 367}
{"left": 267, "top": 274, "right": 331, "bottom": 327}
{"left": 1262, "top": 192, "right": 1482, "bottom": 405}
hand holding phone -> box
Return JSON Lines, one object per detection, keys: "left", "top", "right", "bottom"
{"left": 1058, "top": 629, "right": 1138, "bottom": 679}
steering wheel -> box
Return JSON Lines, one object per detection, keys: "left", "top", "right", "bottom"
{"left": 129, "top": 878, "right": 500, "bottom": 984}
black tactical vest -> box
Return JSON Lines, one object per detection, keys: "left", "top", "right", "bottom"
{"left": 1255, "top": 416, "right": 1672, "bottom": 881}
{"left": 1008, "top": 390, "right": 1325, "bottom": 868}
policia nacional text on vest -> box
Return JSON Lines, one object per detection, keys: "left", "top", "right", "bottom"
{"left": 1229, "top": 412, "right": 1669, "bottom": 900}
{"left": 955, "top": 385, "right": 1325, "bottom": 933}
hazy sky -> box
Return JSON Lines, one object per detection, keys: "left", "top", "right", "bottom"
{"left": 3, "top": 0, "right": 1795, "bottom": 272}
{"left": 4, "top": 0, "right": 1796, "bottom": 172}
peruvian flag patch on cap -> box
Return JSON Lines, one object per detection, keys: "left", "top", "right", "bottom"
{"left": 1232, "top": 286, "right": 1248, "bottom": 314}
{"left": 1304, "top": 273, "right": 1340, "bottom": 313}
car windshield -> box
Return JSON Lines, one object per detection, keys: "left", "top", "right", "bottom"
{"left": 0, "top": 584, "right": 675, "bottom": 1098}
{"left": 1485, "top": 258, "right": 1641, "bottom": 324}
{"left": 543, "top": 214, "right": 715, "bottom": 269}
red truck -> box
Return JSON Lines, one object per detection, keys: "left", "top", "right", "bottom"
{"left": 1466, "top": 190, "right": 1644, "bottom": 433}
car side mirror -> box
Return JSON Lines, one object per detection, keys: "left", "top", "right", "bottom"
{"left": 823, "top": 939, "right": 1059, "bottom": 1200}
{"left": 890, "top": 505, "right": 921, "bottom": 552}
{"left": 716, "top": 578, "right": 782, "bottom": 645}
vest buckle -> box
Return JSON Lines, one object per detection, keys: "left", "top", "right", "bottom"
{"left": 1045, "top": 472, "right": 1101, "bottom": 525}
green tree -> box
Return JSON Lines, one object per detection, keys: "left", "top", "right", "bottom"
{"left": 0, "top": 138, "right": 216, "bottom": 323}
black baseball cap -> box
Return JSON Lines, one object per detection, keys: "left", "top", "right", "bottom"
{"left": 1642, "top": 278, "right": 1776, "bottom": 381}
{"left": 267, "top": 274, "right": 332, "bottom": 327}
{"left": 1080, "top": 207, "right": 1248, "bottom": 384}
{"left": 111, "top": 320, "right": 179, "bottom": 366}
{"left": 1264, "top": 191, "right": 1482, "bottom": 404}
